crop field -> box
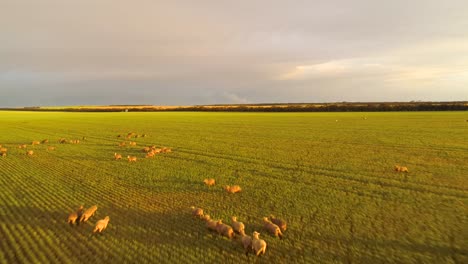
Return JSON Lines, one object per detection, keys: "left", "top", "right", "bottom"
{"left": 0, "top": 111, "right": 467, "bottom": 263}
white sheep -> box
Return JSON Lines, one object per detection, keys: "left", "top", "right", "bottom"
{"left": 263, "top": 217, "right": 283, "bottom": 239}
{"left": 203, "top": 215, "right": 218, "bottom": 232}
{"left": 270, "top": 215, "right": 287, "bottom": 232}
{"left": 190, "top": 206, "right": 204, "bottom": 218}
{"left": 67, "top": 205, "right": 84, "bottom": 225}
{"left": 239, "top": 230, "right": 252, "bottom": 256}
{"left": 231, "top": 216, "right": 245, "bottom": 234}
{"left": 224, "top": 185, "right": 242, "bottom": 194}
{"left": 251, "top": 231, "right": 267, "bottom": 256}
{"left": 203, "top": 178, "right": 215, "bottom": 186}
{"left": 80, "top": 205, "right": 97, "bottom": 222}
{"left": 114, "top": 153, "right": 122, "bottom": 160}
{"left": 93, "top": 216, "right": 110, "bottom": 233}
{"left": 216, "top": 220, "right": 234, "bottom": 239}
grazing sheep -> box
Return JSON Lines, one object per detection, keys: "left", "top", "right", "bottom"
{"left": 129, "top": 141, "right": 137, "bottom": 146}
{"left": 142, "top": 147, "right": 151, "bottom": 153}
{"left": 190, "top": 206, "right": 204, "bottom": 218}
{"left": 203, "top": 215, "right": 218, "bottom": 232}
{"left": 47, "top": 146, "right": 56, "bottom": 151}
{"left": 216, "top": 220, "right": 234, "bottom": 239}
{"left": 263, "top": 217, "right": 283, "bottom": 239}
{"left": 153, "top": 148, "right": 162, "bottom": 154}
{"left": 224, "top": 185, "right": 242, "bottom": 194}
{"left": 239, "top": 230, "right": 252, "bottom": 256}
{"left": 394, "top": 165, "right": 409, "bottom": 173}
{"left": 70, "top": 139, "right": 80, "bottom": 144}
{"left": 31, "top": 141, "right": 40, "bottom": 145}
{"left": 59, "top": 138, "right": 68, "bottom": 144}
{"left": 0, "top": 147, "right": 7, "bottom": 153}
{"left": 145, "top": 152, "right": 155, "bottom": 158}
{"left": 161, "top": 147, "right": 172, "bottom": 153}
{"left": 93, "top": 216, "right": 110, "bottom": 233}
{"left": 80, "top": 205, "right": 97, "bottom": 222}
{"left": 251, "top": 231, "right": 267, "bottom": 256}
{"left": 203, "top": 178, "right": 215, "bottom": 186}
{"left": 41, "top": 139, "right": 49, "bottom": 144}
{"left": 67, "top": 205, "right": 84, "bottom": 225}
{"left": 127, "top": 156, "right": 137, "bottom": 162}
{"left": 18, "top": 144, "right": 27, "bottom": 149}
{"left": 118, "top": 142, "right": 126, "bottom": 147}
{"left": 231, "top": 216, "right": 245, "bottom": 234}
{"left": 270, "top": 215, "right": 287, "bottom": 232}
{"left": 114, "top": 153, "right": 122, "bottom": 160}
{"left": 26, "top": 150, "right": 34, "bottom": 156}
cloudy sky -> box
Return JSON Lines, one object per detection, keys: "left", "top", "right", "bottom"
{"left": 1, "top": 0, "right": 467, "bottom": 106}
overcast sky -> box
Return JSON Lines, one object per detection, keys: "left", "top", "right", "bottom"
{"left": 1, "top": 0, "right": 467, "bottom": 106}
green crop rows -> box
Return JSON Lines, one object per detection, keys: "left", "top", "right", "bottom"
{"left": 0, "top": 111, "right": 467, "bottom": 263}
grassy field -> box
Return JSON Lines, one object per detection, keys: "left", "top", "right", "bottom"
{"left": 0, "top": 111, "right": 467, "bottom": 263}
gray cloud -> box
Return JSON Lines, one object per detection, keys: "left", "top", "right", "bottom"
{"left": 1, "top": 0, "right": 467, "bottom": 107}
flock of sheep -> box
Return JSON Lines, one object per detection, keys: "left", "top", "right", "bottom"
{"left": 67, "top": 205, "right": 110, "bottom": 234}
{"left": 190, "top": 204, "right": 286, "bottom": 257}
{"left": 0, "top": 137, "right": 83, "bottom": 157}
{"left": 196, "top": 179, "right": 287, "bottom": 257}
{"left": 1, "top": 131, "right": 411, "bottom": 259}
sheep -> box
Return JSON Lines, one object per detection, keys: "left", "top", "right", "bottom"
{"left": 153, "top": 148, "right": 162, "bottom": 154}
{"left": 145, "top": 152, "right": 155, "bottom": 158}
{"left": 251, "top": 231, "right": 267, "bottom": 256}
{"left": 394, "top": 165, "right": 409, "bottom": 173}
{"left": 215, "top": 220, "right": 234, "bottom": 239}
{"left": 26, "top": 150, "right": 34, "bottom": 156}
{"left": 47, "top": 146, "right": 56, "bottom": 151}
{"left": 142, "top": 147, "right": 151, "bottom": 153}
{"left": 79, "top": 205, "right": 97, "bottom": 222}
{"left": 270, "top": 215, "right": 287, "bottom": 232}
{"left": 0, "top": 147, "right": 7, "bottom": 153}
{"left": 118, "top": 142, "right": 126, "bottom": 147}
{"left": 127, "top": 156, "right": 137, "bottom": 162}
{"left": 67, "top": 205, "right": 84, "bottom": 225}
{"left": 1, "top": 152, "right": 6, "bottom": 157}
{"left": 93, "top": 216, "right": 110, "bottom": 233}
{"left": 70, "top": 139, "right": 80, "bottom": 144}
{"left": 31, "top": 141, "right": 40, "bottom": 145}
{"left": 59, "top": 138, "right": 68, "bottom": 144}
{"left": 203, "top": 215, "right": 218, "bottom": 232}
{"left": 114, "top": 153, "right": 122, "bottom": 160}
{"left": 239, "top": 230, "right": 252, "bottom": 256}
{"left": 263, "top": 217, "right": 283, "bottom": 239}
{"left": 161, "top": 147, "right": 172, "bottom": 153}
{"left": 128, "top": 141, "right": 137, "bottom": 146}
{"left": 18, "top": 144, "right": 27, "bottom": 149}
{"left": 41, "top": 139, "right": 49, "bottom": 144}
{"left": 190, "top": 206, "right": 204, "bottom": 218}
{"left": 203, "top": 178, "right": 215, "bottom": 186}
{"left": 231, "top": 216, "right": 245, "bottom": 234}
{"left": 224, "top": 185, "right": 242, "bottom": 194}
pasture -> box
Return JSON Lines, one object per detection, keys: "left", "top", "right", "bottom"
{"left": 0, "top": 111, "right": 467, "bottom": 263}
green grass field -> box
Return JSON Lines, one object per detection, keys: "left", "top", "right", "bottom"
{"left": 0, "top": 111, "right": 467, "bottom": 263}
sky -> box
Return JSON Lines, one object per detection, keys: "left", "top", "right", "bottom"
{"left": 1, "top": 0, "right": 468, "bottom": 107}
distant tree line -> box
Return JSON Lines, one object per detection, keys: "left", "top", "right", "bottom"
{"left": 0, "top": 102, "right": 466, "bottom": 112}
